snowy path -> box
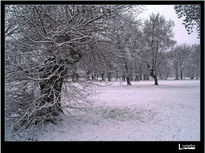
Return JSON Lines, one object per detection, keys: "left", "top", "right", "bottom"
{"left": 37, "top": 80, "right": 200, "bottom": 141}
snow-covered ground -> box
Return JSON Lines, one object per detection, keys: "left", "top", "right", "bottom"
{"left": 37, "top": 80, "right": 200, "bottom": 141}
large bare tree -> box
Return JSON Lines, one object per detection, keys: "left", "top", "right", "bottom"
{"left": 5, "top": 5, "right": 135, "bottom": 136}
{"left": 142, "top": 13, "right": 176, "bottom": 85}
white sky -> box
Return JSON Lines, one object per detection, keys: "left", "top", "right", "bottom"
{"left": 138, "top": 5, "right": 200, "bottom": 45}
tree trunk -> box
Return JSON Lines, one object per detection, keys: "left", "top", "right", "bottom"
{"left": 150, "top": 73, "right": 158, "bottom": 85}
{"left": 39, "top": 76, "right": 64, "bottom": 116}
{"left": 107, "top": 72, "right": 112, "bottom": 81}
{"left": 126, "top": 76, "right": 132, "bottom": 86}
{"left": 190, "top": 67, "right": 195, "bottom": 79}
{"left": 180, "top": 67, "right": 183, "bottom": 79}
{"left": 124, "top": 62, "right": 131, "bottom": 86}
{"left": 101, "top": 72, "right": 105, "bottom": 81}
{"left": 36, "top": 52, "right": 81, "bottom": 124}
{"left": 91, "top": 74, "right": 94, "bottom": 81}
{"left": 135, "top": 75, "right": 140, "bottom": 81}
{"left": 37, "top": 60, "right": 68, "bottom": 123}
{"left": 175, "top": 67, "right": 179, "bottom": 80}
{"left": 149, "top": 69, "right": 158, "bottom": 85}
{"left": 180, "top": 71, "right": 183, "bottom": 80}
{"left": 153, "top": 75, "right": 158, "bottom": 85}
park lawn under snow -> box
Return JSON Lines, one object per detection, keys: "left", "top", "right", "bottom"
{"left": 37, "top": 80, "right": 200, "bottom": 141}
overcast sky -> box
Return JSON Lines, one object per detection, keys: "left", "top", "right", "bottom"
{"left": 139, "top": 5, "right": 200, "bottom": 45}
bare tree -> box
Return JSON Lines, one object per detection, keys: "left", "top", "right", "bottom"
{"left": 5, "top": 5, "right": 135, "bottom": 139}
{"left": 184, "top": 44, "right": 200, "bottom": 79}
{"left": 142, "top": 13, "right": 176, "bottom": 85}
{"left": 169, "top": 44, "right": 191, "bottom": 80}
{"left": 102, "top": 10, "right": 143, "bottom": 85}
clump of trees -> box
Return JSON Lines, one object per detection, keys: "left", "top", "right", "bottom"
{"left": 5, "top": 4, "right": 200, "bottom": 140}
{"left": 186, "top": 44, "right": 200, "bottom": 79}
{"left": 168, "top": 44, "right": 200, "bottom": 80}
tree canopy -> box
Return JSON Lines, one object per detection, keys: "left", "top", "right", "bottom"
{"left": 174, "top": 5, "right": 200, "bottom": 37}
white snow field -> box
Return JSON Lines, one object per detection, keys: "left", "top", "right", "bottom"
{"left": 37, "top": 80, "right": 200, "bottom": 141}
